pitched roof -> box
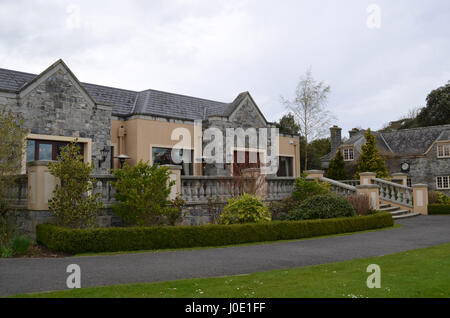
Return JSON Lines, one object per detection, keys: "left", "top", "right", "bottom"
{"left": 321, "top": 124, "right": 450, "bottom": 162}
{"left": 0, "top": 63, "right": 249, "bottom": 121}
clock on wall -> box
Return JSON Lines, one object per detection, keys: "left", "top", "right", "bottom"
{"left": 400, "top": 162, "right": 410, "bottom": 172}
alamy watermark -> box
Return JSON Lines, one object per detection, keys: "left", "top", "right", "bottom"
{"left": 366, "top": 4, "right": 381, "bottom": 29}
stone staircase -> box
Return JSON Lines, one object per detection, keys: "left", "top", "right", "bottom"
{"left": 379, "top": 203, "right": 420, "bottom": 219}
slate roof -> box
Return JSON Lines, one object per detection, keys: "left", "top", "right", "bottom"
{"left": 321, "top": 124, "right": 450, "bottom": 162}
{"left": 0, "top": 66, "right": 241, "bottom": 121}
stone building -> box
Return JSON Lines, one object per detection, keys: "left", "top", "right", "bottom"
{"left": 321, "top": 124, "right": 450, "bottom": 195}
{"left": 0, "top": 59, "right": 300, "bottom": 177}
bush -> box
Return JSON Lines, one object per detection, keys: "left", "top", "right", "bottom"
{"left": 287, "top": 194, "right": 356, "bottom": 221}
{"left": 292, "top": 174, "right": 330, "bottom": 203}
{"left": 112, "top": 161, "right": 175, "bottom": 226}
{"left": 268, "top": 197, "right": 299, "bottom": 221}
{"left": 219, "top": 194, "right": 271, "bottom": 225}
{"left": 10, "top": 235, "right": 31, "bottom": 255}
{"left": 434, "top": 191, "right": 450, "bottom": 204}
{"left": 428, "top": 204, "right": 450, "bottom": 215}
{"left": 346, "top": 194, "right": 371, "bottom": 215}
{"left": 165, "top": 196, "right": 185, "bottom": 226}
{"left": 48, "top": 140, "right": 104, "bottom": 228}
{"left": 0, "top": 245, "right": 13, "bottom": 258}
{"left": 36, "top": 212, "right": 393, "bottom": 254}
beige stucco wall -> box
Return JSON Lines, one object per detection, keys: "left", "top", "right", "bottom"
{"left": 112, "top": 118, "right": 200, "bottom": 174}
{"left": 112, "top": 118, "right": 301, "bottom": 177}
{"left": 279, "top": 135, "right": 301, "bottom": 177}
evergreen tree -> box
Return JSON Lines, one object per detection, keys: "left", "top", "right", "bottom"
{"left": 355, "top": 128, "right": 389, "bottom": 178}
{"left": 326, "top": 150, "right": 349, "bottom": 180}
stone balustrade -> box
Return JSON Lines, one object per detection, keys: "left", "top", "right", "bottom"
{"left": 340, "top": 180, "right": 361, "bottom": 187}
{"left": 3, "top": 174, "right": 28, "bottom": 209}
{"left": 372, "top": 177, "right": 413, "bottom": 208}
{"left": 266, "top": 177, "right": 296, "bottom": 201}
{"left": 91, "top": 174, "right": 117, "bottom": 208}
{"left": 320, "top": 176, "right": 357, "bottom": 196}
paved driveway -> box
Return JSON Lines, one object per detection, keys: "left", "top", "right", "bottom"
{"left": 1, "top": 215, "right": 450, "bottom": 297}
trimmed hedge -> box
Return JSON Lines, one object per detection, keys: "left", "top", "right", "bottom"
{"left": 428, "top": 204, "right": 450, "bottom": 215}
{"left": 36, "top": 212, "right": 394, "bottom": 254}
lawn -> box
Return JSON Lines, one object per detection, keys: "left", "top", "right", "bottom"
{"left": 12, "top": 242, "right": 450, "bottom": 298}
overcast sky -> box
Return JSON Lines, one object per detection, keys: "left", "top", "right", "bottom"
{"left": 0, "top": 0, "right": 449, "bottom": 139}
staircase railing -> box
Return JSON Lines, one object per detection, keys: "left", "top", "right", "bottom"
{"left": 320, "top": 177, "right": 357, "bottom": 196}
{"left": 372, "top": 177, "right": 413, "bottom": 208}
{"left": 340, "top": 180, "right": 360, "bottom": 187}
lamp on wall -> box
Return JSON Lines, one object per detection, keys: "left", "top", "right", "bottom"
{"left": 98, "top": 146, "right": 110, "bottom": 168}
{"left": 115, "top": 154, "right": 130, "bottom": 169}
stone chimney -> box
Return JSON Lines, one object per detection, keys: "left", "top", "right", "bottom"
{"left": 349, "top": 128, "right": 360, "bottom": 139}
{"left": 330, "top": 125, "right": 342, "bottom": 153}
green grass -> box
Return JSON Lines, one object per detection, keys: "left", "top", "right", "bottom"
{"left": 13, "top": 242, "right": 450, "bottom": 298}
{"left": 74, "top": 223, "right": 402, "bottom": 257}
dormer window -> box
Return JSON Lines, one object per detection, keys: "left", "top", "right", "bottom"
{"left": 342, "top": 147, "right": 354, "bottom": 161}
{"left": 437, "top": 143, "right": 450, "bottom": 158}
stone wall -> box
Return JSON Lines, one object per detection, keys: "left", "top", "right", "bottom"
{"left": 203, "top": 97, "right": 276, "bottom": 176}
{"left": 0, "top": 67, "right": 112, "bottom": 174}
{"left": 385, "top": 143, "right": 450, "bottom": 195}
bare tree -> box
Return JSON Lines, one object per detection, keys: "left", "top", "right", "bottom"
{"left": 281, "top": 69, "right": 334, "bottom": 170}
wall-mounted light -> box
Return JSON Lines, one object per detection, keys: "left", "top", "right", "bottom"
{"left": 98, "top": 146, "right": 110, "bottom": 168}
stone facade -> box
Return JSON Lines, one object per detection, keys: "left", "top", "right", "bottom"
{"left": 203, "top": 96, "right": 277, "bottom": 176}
{"left": 322, "top": 125, "right": 450, "bottom": 195}
{"left": 0, "top": 63, "right": 112, "bottom": 174}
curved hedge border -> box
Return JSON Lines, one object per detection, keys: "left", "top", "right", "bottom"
{"left": 428, "top": 204, "right": 450, "bottom": 215}
{"left": 37, "top": 212, "right": 393, "bottom": 254}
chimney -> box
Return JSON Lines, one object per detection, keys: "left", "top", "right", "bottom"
{"left": 330, "top": 125, "right": 342, "bottom": 153}
{"left": 349, "top": 128, "right": 360, "bottom": 139}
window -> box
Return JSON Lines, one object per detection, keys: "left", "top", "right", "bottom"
{"left": 232, "top": 151, "right": 261, "bottom": 176}
{"left": 437, "top": 144, "right": 450, "bottom": 158}
{"left": 342, "top": 148, "right": 354, "bottom": 161}
{"left": 407, "top": 178, "right": 412, "bottom": 187}
{"left": 152, "top": 147, "right": 193, "bottom": 176}
{"left": 277, "top": 156, "right": 293, "bottom": 177}
{"left": 26, "top": 139, "right": 84, "bottom": 162}
{"left": 436, "top": 176, "right": 450, "bottom": 190}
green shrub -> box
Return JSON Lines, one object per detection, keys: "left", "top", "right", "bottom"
{"left": 0, "top": 245, "right": 13, "bottom": 258}
{"left": 292, "top": 174, "right": 330, "bottom": 203}
{"left": 428, "top": 204, "right": 450, "bottom": 215}
{"left": 268, "top": 197, "right": 299, "bottom": 220}
{"left": 165, "top": 196, "right": 185, "bottom": 226}
{"left": 287, "top": 194, "right": 356, "bottom": 221}
{"left": 11, "top": 235, "right": 31, "bottom": 255}
{"left": 112, "top": 161, "right": 175, "bottom": 226}
{"left": 220, "top": 194, "right": 271, "bottom": 225}
{"left": 36, "top": 212, "right": 393, "bottom": 254}
{"left": 48, "top": 140, "right": 104, "bottom": 228}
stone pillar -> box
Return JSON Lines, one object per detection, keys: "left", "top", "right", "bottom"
{"left": 163, "top": 165, "right": 182, "bottom": 200}
{"left": 391, "top": 173, "right": 408, "bottom": 186}
{"left": 27, "top": 161, "right": 58, "bottom": 211}
{"left": 412, "top": 184, "right": 428, "bottom": 215}
{"left": 356, "top": 185, "right": 380, "bottom": 210}
{"left": 305, "top": 170, "right": 324, "bottom": 180}
{"left": 242, "top": 168, "right": 267, "bottom": 199}
{"left": 359, "top": 172, "right": 376, "bottom": 185}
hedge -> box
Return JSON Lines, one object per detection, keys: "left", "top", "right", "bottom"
{"left": 36, "top": 212, "right": 394, "bottom": 254}
{"left": 428, "top": 204, "right": 450, "bottom": 215}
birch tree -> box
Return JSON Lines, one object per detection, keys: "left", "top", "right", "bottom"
{"left": 281, "top": 69, "right": 333, "bottom": 170}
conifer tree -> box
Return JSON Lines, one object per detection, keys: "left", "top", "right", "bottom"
{"left": 326, "top": 150, "right": 349, "bottom": 180}
{"left": 355, "top": 128, "right": 389, "bottom": 178}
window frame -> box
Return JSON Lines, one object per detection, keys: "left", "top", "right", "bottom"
{"left": 436, "top": 176, "right": 450, "bottom": 190}
{"left": 342, "top": 147, "right": 354, "bottom": 161}
{"left": 151, "top": 146, "right": 193, "bottom": 176}
{"left": 437, "top": 144, "right": 450, "bottom": 158}
{"left": 27, "top": 139, "right": 85, "bottom": 162}
{"left": 277, "top": 156, "right": 294, "bottom": 177}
